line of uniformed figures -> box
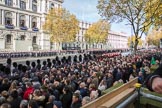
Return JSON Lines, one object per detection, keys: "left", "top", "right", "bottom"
{"left": 0, "top": 49, "right": 129, "bottom": 59}
{"left": 0, "top": 51, "right": 58, "bottom": 59}
{"left": 0, "top": 54, "right": 96, "bottom": 76}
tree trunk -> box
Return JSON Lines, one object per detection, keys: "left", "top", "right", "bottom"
{"left": 134, "top": 37, "right": 139, "bottom": 54}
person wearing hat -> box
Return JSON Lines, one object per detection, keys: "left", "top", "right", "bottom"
{"left": 26, "top": 61, "right": 31, "bottom": 71}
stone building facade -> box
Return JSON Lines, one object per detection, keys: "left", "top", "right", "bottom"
{"left": 0, "top": 0, "right": 128, "bottom": 51}
{"left": 0, "top": 0, "right": 63, "bottom": 51}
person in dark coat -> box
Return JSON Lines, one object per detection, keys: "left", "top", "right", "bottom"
{"left": 31, "top": 62, "right": 37, "bottom": 73}
{"left": 45, "top": 95, "right": 55, "bottom": 108}
{"left": 68, "top": 56, "right": 71, "bottom": 63}
{"left": 6, "top": 58, "right": 12, "bottom": 69}
{"left": 71, "top": 93, "right": 82, "bottom": 108}
{"left": 36, "top": 59, "right": 41, "bottom": 71}
{"left": 56, "top": 56, "right": 59, "bottom": 62}
{"left": 18, "top": 64, "right": 23, "bottom": 73}
{"left": 146, "top": 64, "right": 162, "bottom": 93}
{"left": 26, "top": 61, "right": 31, "bottom": 71}
{"left": 73, "top": 55, "right": 77, "bottom": 63}
{"left": 53, "top": 101, "right": 62, "bottom": 108}
{"left": 28, "top": 99, "right": 39, "bottom": 108}
{"left": 52, "top": 59, "right": 56, "bottom": 67}
{"left": 9, "top": 90, "right": 22, "bottom": 108}
{"left": 12, "top": 62, "right": 18, "bottom": 74}
{"left": 61, "top": 86, "right": 72, "bottom": 108}
{"left": 42, "top": 61, "right": 47, "bottom": 71}
{"left": 79, "top": 55, "right": 82, "bottom": 62}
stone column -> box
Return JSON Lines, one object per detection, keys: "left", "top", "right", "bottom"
{"left": 13, "top": 12, "right": 17, "bottom": 27}
{"left": 29, "top": 15, "right": 31, "bottom": 29}
{"left": 1, "top": 10, "right": 4, "bottom": 25}
{"left": 0, "top": 9, "right": 2, "bottom": 25}
{"left": 16, "top": 13, "right": 19, "bottom": 28}
{"left": 17, "top": 0, "right": 20, "bottom": 8}
{"left": 26, "top": 15, "right": 29, "bottom": 28}
{"left": 27, "top": 0, "right": 31, "bottom": 11}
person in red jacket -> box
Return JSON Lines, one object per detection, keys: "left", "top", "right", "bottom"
{"left": 23, "top": 82, "right": 34, "bottom": 100}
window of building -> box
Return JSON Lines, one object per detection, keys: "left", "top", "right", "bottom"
{"left": 32, "top": 17, "right": 37, "bottom": 28}
{"left": 20, "top": 35, "right": 25, "bottom": 40}
{"left": 50, "top": 3, "right": 54, "bottom": 9}
{"left": 20, "top": 0, "right": 26, "bottom": 10}
{"left": 32, "top": 0, "right": 37, "bottom": 12}
{"left": 32, "top": 36, "right": 37, "bottom": 44}
{"left": 5, "top": 12, "right": 12, "bottom": 25}
{"left": 6, "top": 34, "right": 12, "bottom": 43}
{"left": 58, "top": 4, "right": 61, "bottom": 8}
{"left": 20, "top": 15, "right": 25, "bottom": 27}
{"left": 5, "top": 0, "right": 13, "bottom": 6}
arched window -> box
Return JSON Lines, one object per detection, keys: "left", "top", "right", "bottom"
{"left": 5, "top": 0, "right": 13, "bottom": 6}
{"left": 20, "top": 15, "right": 26, "bottom": 27}
{"left": 20, "top": 35, "right": 25, "bottom": 40}
{"left": 20, "top": 0, "right": 26, "bottom": 10}
{"left": 32, "top": 36, "right": 37, "bottom": 44}
{"left": 32, "top": 0, "right": 37, "bottom": 12}
{"left": 6, "top": 34, "right": 12, "bottom": 43}
{"left": 5, "top": 12, "right": 12, "bottom": 25}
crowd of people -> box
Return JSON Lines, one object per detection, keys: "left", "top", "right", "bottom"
{"left": 0, "top": 49, "right": 161, "bottom": 108}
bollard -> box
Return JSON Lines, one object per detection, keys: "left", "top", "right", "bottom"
{"left": 134, "top": 83, "right": 142, "bottom": 108}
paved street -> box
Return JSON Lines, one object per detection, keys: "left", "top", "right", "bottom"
{"left": 0, "top": 53, "right": 80, "bottom": 65}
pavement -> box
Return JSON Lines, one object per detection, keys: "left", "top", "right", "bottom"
{"left": 0, "top": 53, "right": 80, "bottom": 64}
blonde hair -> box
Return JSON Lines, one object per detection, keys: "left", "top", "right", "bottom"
{"left": 9, "top": 81, "right": 17, "bottom": 93}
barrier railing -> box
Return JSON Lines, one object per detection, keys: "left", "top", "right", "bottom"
{"left": 82, "top": 78, "right": 138, "bottom": 108}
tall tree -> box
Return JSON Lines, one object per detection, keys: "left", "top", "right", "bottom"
{"left": 145, "top": 0, "right": 162, "bottom": 31}
{"left": 43, "top": 8, "right": 79, "bottom": 43}
{"left": 146, "top": 28, "right": 162, "bottom": 47}
{"left": 84, "top": 20, "right": 110, "bottom": 45}
{"left": 97, "top": 0, "right": 161, "bottom": 53}
{"left": 127, "top": 36, "right": 143, "bottom": 48}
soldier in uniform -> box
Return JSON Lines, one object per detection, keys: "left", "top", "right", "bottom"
{"left": 31, "top": 62, "right": 36, "bottom": 73}
{"left": 73, "top": 55, "right": 78, "bottom": 63}
{"left": 36, "top": 59, "right": 41, "bottom": 71}
{"left": 12, "top": 62, "right": 18, "bottom": 74}
{"left": 26, "top": 61, "right": 31, "bottom": 71}
{"left": 52, "top": 59, "right": 56, "bottom": 68}
{"left": 68, "top": 56, "right": 72, "bottom": 64}
{"left": 42, "top": 61, "right": 47, "bottom": 71}
{"left": 79, "top": 55, "right": 82, "bottom": 62}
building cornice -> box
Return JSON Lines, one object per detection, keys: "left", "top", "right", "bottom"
{"left": 0, "top": 4, "right": 42, "bottom": 16}
{"left": 54, "top": 0, "right": 64, "bottom": 3}
{"left": 0, "top": 28, "right": 41, "bottom": 34}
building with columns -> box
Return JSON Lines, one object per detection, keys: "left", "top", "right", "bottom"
{"left": 0, "top": 0, "right": 63, "bottom": 51}
{"left": 61, "top": 21, "right": 91, "bottom": 50}
{"left": 76, "top": 23, "right": 129, "bottom": 50}
{"left": 107, "top": 31, "right": 128, "bottom": 49}
{"left": 76, "top": 21, "right": 91, "bottom": 50}
{"left": 0, "top": 0, "right": 128, "bottom": 51}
